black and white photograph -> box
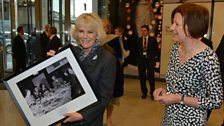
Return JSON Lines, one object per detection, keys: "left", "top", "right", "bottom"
{"left": 3, "top": 47, "right": 98, "bottom": 126}
{"left": 17, "top": 57, "right": 85, "bottom": 118}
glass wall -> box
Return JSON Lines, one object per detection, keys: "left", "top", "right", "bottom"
{"left": 52, "top": 0, "right": 65, "bottom": 43}
{"left": 0, "top": 0, "right": 99, "bottom": 79}
{"left": 16, "top": 0, "right": 36, "bottom": 66}
{"left": 0, "top": 0, "right": 12, "bottom": 80}
{"left": 41, "top": 0, "right": 48, "bottom": 27}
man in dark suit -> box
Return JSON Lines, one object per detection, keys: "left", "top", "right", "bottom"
{"left": 46, "top": 26, "right": 62, "bottom": 55}
{"left": 12, "top": 26, "right": 27, "bottom": 73}
{"left": 136, "top": 25, "right": 158, "bottom": 100}
{"left": 40, "top": 24, "right": 50, "bottom": 59}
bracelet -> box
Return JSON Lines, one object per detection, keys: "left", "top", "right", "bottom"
{"left": 179, "top": 94, "right": 184, "bottom": 104}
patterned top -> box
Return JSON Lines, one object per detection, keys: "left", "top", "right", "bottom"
{"left": 162, "top": 44, "right": 223, "bottom": 126}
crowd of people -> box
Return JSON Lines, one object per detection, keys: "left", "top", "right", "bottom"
{"left": 12, "top": 24, "right": 62, "bottom": 73}
{"left": 11, "top": 2, "right": 224, "bottom": 126}
{"left": 24, "top": 83, "right": 50, "bottom": 107}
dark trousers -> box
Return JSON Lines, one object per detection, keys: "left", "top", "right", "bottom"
{"left": 137, "top": 57, "right": 155, "bottom": 96}
{"left": 15, "top": 59, "right": 26, "bottom": 73}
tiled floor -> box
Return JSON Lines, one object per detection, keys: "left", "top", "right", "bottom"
{"left": 0, "top": 78, "right": 223, "bottom": 126}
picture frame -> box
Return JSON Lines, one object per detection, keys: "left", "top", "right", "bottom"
{"left": 3, "top": 46, "right": 98, "bottom": 126}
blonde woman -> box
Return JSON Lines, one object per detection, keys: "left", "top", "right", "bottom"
{"left": 61, "top": 13, "right": 116, "bottom": 126}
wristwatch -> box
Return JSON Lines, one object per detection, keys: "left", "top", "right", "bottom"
{"left": 179, "top": 94, "right": 184, "bottom": 104}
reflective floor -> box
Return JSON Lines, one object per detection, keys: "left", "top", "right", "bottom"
{"left": 0, "top": 78, "right": 223, "bottom": 126}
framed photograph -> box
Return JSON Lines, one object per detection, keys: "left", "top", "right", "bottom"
{"left": 3, "top": 46, "right": 98, "bottom": 126}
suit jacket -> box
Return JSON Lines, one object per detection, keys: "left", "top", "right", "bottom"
{"left": 121, "top": 35, "right": 130, "bottom": 51}
{"left": 103, "top": 35, "right": 123, "bottom": 97}
{"left": 46, "top": 35, "right": 62, "bottom": 52}
{"left": 40, "top": 31, "right": 49, "bottom": 58}
{"left": 12, "top": 34, "right": 27, "bottom": 63}
{"left": 136, "top": 36, "right": 158, "bottom": 65}
{"left": 65, "top": 45, "right": 116, "bottom": 126}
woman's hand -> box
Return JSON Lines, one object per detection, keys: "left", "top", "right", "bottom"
{"left": 155, "top": 93, "right": 181, "bottom": 106}
{"left": 63, "top": 112, "right": 84, "bottom": 123}
{"left": 153, "top": 88, "right": 166, "bottom": 100}
{"left": 154, "top": 88, "right": 182, "bottom": 105}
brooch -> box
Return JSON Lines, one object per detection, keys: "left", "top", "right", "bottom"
{"left": 92, "top": 55, "right": 97, "bottom": 60}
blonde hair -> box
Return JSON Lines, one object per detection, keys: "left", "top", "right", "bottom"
{"left": 71, "top": 13, "right": 106, "bottom": 44}
{"left": 102, "top": 19, "right": 112, "bottom": 34}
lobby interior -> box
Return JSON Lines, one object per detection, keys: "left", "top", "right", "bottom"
{"left": 1, "top": 0, "right": 224, "bottom": 126}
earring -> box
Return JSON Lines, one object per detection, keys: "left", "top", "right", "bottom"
{"left": 95, "top": 39, "right": 100, "bottom": 44}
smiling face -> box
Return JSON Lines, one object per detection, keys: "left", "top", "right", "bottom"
{"left": 72, "top": 13, "right": 107, "bottom": 51}
{"left": 77, "top": 26, "right": 97, "bottom": 54}
{"left": 170, "top": 13, "right": 188, "bottom": 43}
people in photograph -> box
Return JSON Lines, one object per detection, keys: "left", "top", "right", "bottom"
{"left": 64, "top": 67, "right": 85, "bottom": 99}
{"left": 24, "top": 89, "right": 35, "bottom": 107}
{"left": 12, "top": 26, "right": 27, "bottom": 73}
{"left": 136, "top": 25, "right": 158, "bottom": 100}
{"left": 153, "top": 3, "right": 223, "bottom": 125}
{"left": 63, "top": 70, "right": 70, "bottom": 84}
{"left": 51, "top": 75, "right": 64, "bottom": 88}
{"left": 33, "top": 86, "right": 41, "bottom": 101}
{"left": 102, "top": 19, "right": 124, "bottom": 126}
{"left": 39, "top": 83, "right": 50, "bottom": 97}
{"left": 47, "top": 13, "right": 116, "bottom": 126}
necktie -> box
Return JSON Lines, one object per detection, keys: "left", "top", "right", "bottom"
{"left": 143, "top": 37, "right": 147, "bottom": 51}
